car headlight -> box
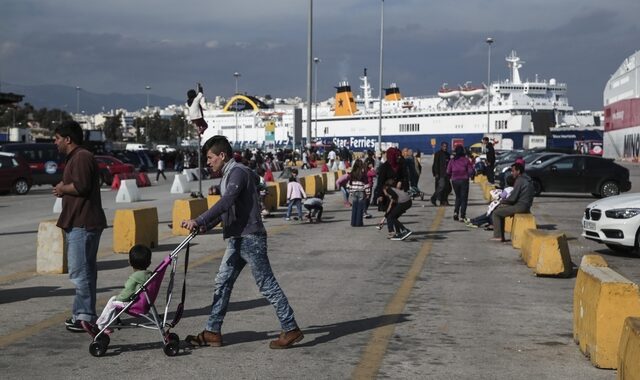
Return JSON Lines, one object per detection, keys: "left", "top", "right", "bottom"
{"left": 605, "top": 208, "right": 640, "bottom": 219}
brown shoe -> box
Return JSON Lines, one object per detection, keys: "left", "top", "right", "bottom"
{"left": 185, "top": 330, "right": 223, "bottom": 347}
{"left": 269, "top": 328, "right": 304, "bottom": 349}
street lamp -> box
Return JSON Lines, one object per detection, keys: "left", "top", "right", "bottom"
{"left": 233, "top": 72, "right": 241, "bottom": 147}
{"left": 377, "top": 0, "right": 384, "bottom": 153}
{"left": 486, "top": 37, "right": 494, "bottom": 135}
{"left": 75, "top": 86, "right": 81, "bottom": 115}
{"left": 313, "top": 57, "right": 320, "bottom": 141}
{"left": 306, "top": 0, "right": 314, "bottom": 149}
{"left": 145, "top": 85, "right": 151, "bottom": 146}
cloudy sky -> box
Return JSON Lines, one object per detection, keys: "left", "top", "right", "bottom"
{"left": 1, "top": 0, "right": 639, "bottom": 110}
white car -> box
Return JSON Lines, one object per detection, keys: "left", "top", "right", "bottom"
{"left": 582, "top": 192, "right": 640, "bottom": 254}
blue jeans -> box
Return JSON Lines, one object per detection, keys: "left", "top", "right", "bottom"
{"left": 350, "top": 191, "right": 366, "bottom": 226}
{"left": 206, "top": 233, "right": 298, "bottom": 333}
{"left": 66, "top": 227, "right": 103, "bottom": 322}
{"left": 285, "top": 199, "right": 302, "bottom": 218}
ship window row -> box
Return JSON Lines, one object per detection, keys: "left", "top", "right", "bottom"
{"left": 332, "top": 110, "right": 510, "bottom": 121}
{"left": 399, "top": 123, "right": 420, "bottom": 132}
{"left": 495, "top": 120, "right": 508, "bottom": 130}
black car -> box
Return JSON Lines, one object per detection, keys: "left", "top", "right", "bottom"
{"left": 495, "top": 152, "right": 566, "bottom": 187}
{"left": 525, "top": 155, "right": 631, "bottom": 197}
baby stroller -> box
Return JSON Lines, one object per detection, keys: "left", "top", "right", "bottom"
{"left": 407, "top": 186, "right": 425, "bottom": 200}
{"left": 87, "top": 231, "right": 198, "bottom": 357}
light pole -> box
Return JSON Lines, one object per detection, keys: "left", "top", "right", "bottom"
{"left": 486, "top": 37, "right": 494, "bottom": 136}
{"left": 377, "top": 0, "right": 384, "bottom": 153}
{"left": 75, "top": 86, "right": 81, "bottom": 115}
{"left": 306, "top": 0, "right": 313, "bottom": 149}
{"left": 145, "top": 85, "right": 151, "bottom": 146}
{"left": 234, "top": 72, "right": 241, "bottom": 147}
{"left": 313, "top": 57, "right": 320, "bottom": 141}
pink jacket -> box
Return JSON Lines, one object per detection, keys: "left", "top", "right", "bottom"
{"left": 287, "top": 181, "right": 306, "bottom": 200}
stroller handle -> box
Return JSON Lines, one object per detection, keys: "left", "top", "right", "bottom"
{"left": 169, "top": 230, "right": 198, "bottom": 260}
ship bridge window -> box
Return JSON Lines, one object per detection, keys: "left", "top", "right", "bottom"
{"left": 400, "top": 123, "right": 420, "bottom": 132}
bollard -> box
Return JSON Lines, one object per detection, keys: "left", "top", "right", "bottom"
{"left": 115, "top": 179, "right": 141, "bottom": 203}
{"left": 113, "top": 207, "right": 158, "bottom": 254}
{"left": 172, "top": 198, "right": 208, "bottom": 236}
{"left": 37, "top": 220, "right": 67, "bottom": 274}
{"left": 171, "top": 174, "right": 190, "bottom": 194}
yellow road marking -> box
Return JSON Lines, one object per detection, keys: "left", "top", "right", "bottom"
{"left": 0, "top": 222, "right": 290, "bottom": 347}
{"left": 352, "top": 207, "right": 445, "bottom": 380}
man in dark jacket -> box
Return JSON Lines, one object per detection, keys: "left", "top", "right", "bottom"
{"left": 483, "top": 137, "right": 496, "bottom": 183}
{"left": 430, "top": 141, "right": 450, "bottom": 206}
{"left": 491, "top": 163, "right": 534, "bottom": 242}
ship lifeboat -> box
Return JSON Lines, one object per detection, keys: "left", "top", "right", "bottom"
{"left": 460, "top": 83, "right": 486, "bottom": 97}
{"left": 437, "top": 84, "right": 460, "bottom": 98}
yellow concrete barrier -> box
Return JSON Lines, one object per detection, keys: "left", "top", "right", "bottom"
{"left": 323, "top": 172, "right": 336, "bottom": 192}
{"left": 574, "top": 265, "right": 640, "bottom": 368}
{"left": 36, "top": 220, "right": 67, "bottom": 274}
{"left": 270, "top": 181, "right": 288, "bottom": 207}
{"left": 573, "top": 254, "right": 608, "bottom": 344}
{"left": 505, "top": 216, "right": 513, "bottom": 233}
{"left": 206, "top": 194, "right": 221, "bottom": 209}
{"left": 618, "top": 317, "right": 640, "bottom": 380}
{"left": 264, "top": 183, "right": 278, "bottom": 212}
{"left": 474, "top": 174, "right": 488, "bottom": 184}
{"left": 113, "top": 207, "right": 158, "bottom": 254}
{"left": 297, "top": 176, "right": 306, "bottom": 195}
{"left": 534, "top": 232, "right": 573, "bottom": 277}
{"left": 304, "top": 174, "right": 321, "bottom": 196}
{"left": 172, "top": 198, "right": 208, "bottom": 236}
{"left": 510, "top": 213, "right": 536, "bottom": 249}
{"left": 483, "top": 183, "right": 496, "bottom": 202}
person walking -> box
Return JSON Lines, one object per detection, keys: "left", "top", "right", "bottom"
{"left": 181, "top": 135, "right": 303, "bottom": 349}
{"left": 156, "top": 152, "right": 167, "bottom": 181}
{"left": 53, "top": 121, "right": 107, "bottom": 332}
{"left": 347, "top": 159, "right": 371, "bottom": 227}
{"left": 374, "top": 147, "right": 406, "bottom": 211}
{"left": 446, "top": 145, "right": 474, "bottom": 221}
{"left": 430, "top": 142, "right": 450, "bottom": 206}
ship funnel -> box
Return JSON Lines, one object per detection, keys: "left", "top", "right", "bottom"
{"left": 384, "top": 83, "right": 402, "bottom": 101}
{"left": 334, "top": 81, "right": 358, "bottom": 116}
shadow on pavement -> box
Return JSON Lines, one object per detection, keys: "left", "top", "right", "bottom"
{"left": 0, "top": 229, "right": 38, "bottom": 236}
{"left": 0, "top": 286, "right": 118, "bottom": 304}
{"left": 97, "top": 259, "right": 130, "bottom": 271}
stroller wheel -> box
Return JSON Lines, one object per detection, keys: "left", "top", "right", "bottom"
{"left": 163, "top": 339, "right": 180, "bottom": 357}
{"left": 89, "top": 340, "right": 108, "bottom": 357}
{"left": 166, "top": 332, "right": 179, "bottom": 344}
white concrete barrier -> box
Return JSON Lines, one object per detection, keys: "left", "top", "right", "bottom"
{"left": 171, "top": 174, "right": 190, "bottom": 194}
{"left": 53, "top": 197, "right": 62, "bottom": 214}
{"left": 115, "top": 179, "right": 141, "bottom": 203}
{"left": 37, "top": 220, "right": 66, "bottom": 274}
{"left": 182, "top": 168, "right": 200, "bottom": 182}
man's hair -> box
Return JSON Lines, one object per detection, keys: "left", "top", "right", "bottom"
{"left": 129, "top": 244, "right": 152, "bottom": 270}
{"left": 187, "top": 89, "right": 197, "bottom": 99}
{"left": 440, "top": 141, "right": 448, "bottom": 146}
{"left": 54, "top": 120, "right": 83, "bottom": 145}
{"left": 512, "top": 162, "right": 525, "bottom": 174}
{"left": 203, "top": 135, "right": 232, "bottom": 158}
{"left": 315, "top": 191, "right": 324, "bottom": 199}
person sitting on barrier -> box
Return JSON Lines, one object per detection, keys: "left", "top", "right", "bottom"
{"left": 303, "top": 192, "right": 325, "bottom": 223}
{"left": 382, "top": 179, "right": 413, "bottom": 241}
{"left": 81, "top": 244, "right": 153, "bottom": 335}
{"left": 285, "top": 176, "right": 306, "bottom": 221}
{"left": 490, "top": 163, "right": 534, "bottom": 242}
{"left": 465, "top": 175, "right": 515, "bottom": 229}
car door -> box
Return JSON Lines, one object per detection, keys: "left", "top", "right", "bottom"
{"left": 541, "top": 156, "right": 584, "bottom": 192}
{"left": 0, "top": 156, "right": 15, "bottom": 191}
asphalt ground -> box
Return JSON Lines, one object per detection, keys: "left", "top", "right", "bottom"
{"left": 0, "top": 159, "right": 639, "bottom": 379}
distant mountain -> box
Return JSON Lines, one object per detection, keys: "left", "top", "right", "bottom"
{"left": 0, "top": 83, "right": 182, "bottom": 114}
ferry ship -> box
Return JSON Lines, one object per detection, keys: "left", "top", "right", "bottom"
{"left": 603, "top": 50, "right": 640, "bottom": 160}
{"left": 202, "top": 51, "right": 599, "bottom": 152}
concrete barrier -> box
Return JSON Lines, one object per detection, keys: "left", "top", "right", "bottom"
{"left": 269, "top": 181, "right": 288, "bottom": 207}
{"left": 298, "top": 176, "right": 306, "bottom": 195}
{"left": 263, "top": 184, "right": 278, "bottom": 212}
{"left": 183, "top": 168, "right": 200, "bottom": 182}
{"left": 171, "top": 174, "right": 190, "bottom": 194}
{"left": 172, "top": 198, "right": 208, "bottom": 236}
{"left": 36, "top": 220, "right": 67, "bottom": 274}
{"left": 53, "top": 197, "right": 62, "bottom": 214}
{"left": 113, "top": 207, "right": 158, "bottom": 254}
{"left": 573, "top": 254, "right": 608, "bottom": 344}
{"left": 505, "top": 216, "right": 514, "bottom": 233}
{"left": 323, "top": 172, "right": 336, "bottom": 192}
{"left": 521, "top": 229, "right": 574, "bottom": 277}
{"left": 510, "top": 213, "right": 536, "bottom": 249}
{"left": 304, "top": 174, "right": 321, "bottom": 197}
{"left": 617, "top": 317, "right": 640, "bottom": 380}
{"left": 206, "top": 194, "right": 220, "bottom": 209}
{"left": 115, "top": 179, "right": 141, "bottom": 203}
{"left": 573, "top": 265, "right": 640, "bottom": 368}
{"left": 474, "top": 174, "right": 488, "bottom": 184}
{"left": 483, "top": 183, "right": 496, "bottom": 202}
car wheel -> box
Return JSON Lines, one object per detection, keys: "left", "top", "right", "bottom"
{"left": 599, "top": 180, "right": 620, "bottom": 198}
{"left": 13, "top": 178, "right": 30, "bottom": 195}
{"left": 532, "top": 179, "right": 542, "bottom": 196}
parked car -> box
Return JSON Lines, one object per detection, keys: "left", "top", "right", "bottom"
{"left": 95, "top": 155, "right": 135, "bottom": 185}
{"left": 526, "top": 155, "right": 631, "bottom": 197}
{"left": 495, "top": 152, "right": 566, "bottom": 187}
{"left": 0, "top": 152, "right": 33, "bottom": 195}
{"left": 582, "top": 192, "right": 640, "bottom": 254}
{"left": 0, "top": 143, "right": 64, "bottom": 186}
{"left": 111, "top": 149, "right": 154, "bottom": 172}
